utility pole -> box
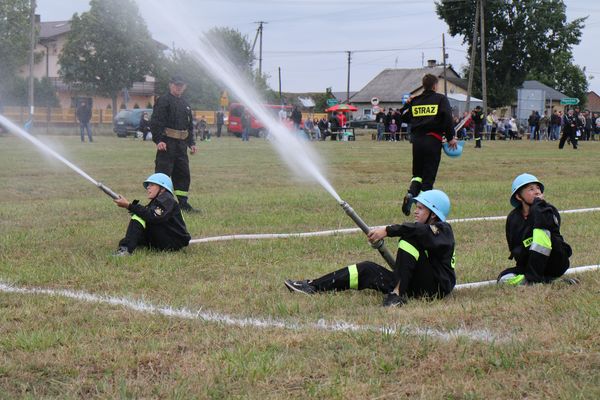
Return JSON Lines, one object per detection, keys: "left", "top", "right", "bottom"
{"left": 346, "top": 51, "right": 352, "bottom": 103}
{"left": 442, "top": 33, "right": 448, "bottom": 96}
{"left": 278, "top": 67, "right": 282, "bottom": 104}
{"left": 252, "top": 21, "right": 267, "bottom": 77}
{"left": 28, "top": 0, "right": 37, "bottom": 125}
{"left": 466, "top": 0, "right": 480, "bottom": 113}
{"left": 480, "top": 0, "right": 488, "bottom": 115}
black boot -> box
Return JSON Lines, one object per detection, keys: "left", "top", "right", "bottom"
{"left": 177, "top": 196, "right": 200, "bottom": 213}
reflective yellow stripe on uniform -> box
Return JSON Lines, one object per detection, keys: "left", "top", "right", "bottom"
{"left": 411, "top": 177, "right": 423, "bottom": 183}
{"left": 348, "top": 264, "right": 358, "bottom": 290}
{"left": 131, "top": 214, "right": 146, "bottom": 229}
{"left": 451, "top": 250, "right": 456, "bottom": 269}
{"left": 398, "top": 240, "right": 419, "bottom": 261}
{"left": 174, "top": 190, "right": 188, "bottom": 197}
{"left": 531, "top": 228, "right": 552, "bottom": 256}
{"left": 412, "top": 104, "right": 438, "bottom": 117}
{"left": 523, "top": 237, "right": 533, "bottom": 247}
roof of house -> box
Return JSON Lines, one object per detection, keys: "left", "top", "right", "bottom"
{"left": 39, "top": 20, "right": 71, "bottom": 40}
{"left": 332, "top": 91, "right": 357, "bottom": 101}
{"left": 38, "top": 19, "right": 167, "bottom": 50}
{"left": 351, "top": 67, "right": 460, "bottom": 103}
{"left": 586, "top": 91, "right": 600, "bottom": 111}
{"left": 520, "top": 80, "right": 567, "bottom": 100}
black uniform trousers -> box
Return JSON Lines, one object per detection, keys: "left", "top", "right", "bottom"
{"left": 498, "top": 233, "right": 571, "bottom": 283}
{"left": 311, "top": 239, "right": 450, "bottom": 299}
{"left": 474, "top": 126, "right": 483, "bottom": 147}
{"left": 118, "top": 219, "right": 188, "bottom": 253}
{"left": 408, "top": 134, "right": 442, "bottom": 196}
{"left": 558, "top": 130, "right": 578, "bottom": 149}
{"left": 155, "top": 137, "right": 191, "bottom": 197}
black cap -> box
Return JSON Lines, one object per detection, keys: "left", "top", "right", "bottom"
{"left": 170, "top": 75, "right": 185, "bottom": 85}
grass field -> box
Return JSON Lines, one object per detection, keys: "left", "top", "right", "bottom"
{"left": 1, "top": 132, "right": 599, "bottom": 399}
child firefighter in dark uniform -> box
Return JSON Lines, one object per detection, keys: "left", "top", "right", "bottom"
{"left": 497, "top": 173, "right": 574, "bottom": 285}
{"left": 113, "top": 173, "right": 191, "bottom": 256}
{"left": 285, "top": 190, "right": 456, "bottom": 307}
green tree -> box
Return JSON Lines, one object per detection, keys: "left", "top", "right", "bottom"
{"left": 436, "top": 0, "right": 587, "bottom": 107}
{"left": 59, "top": 0, "right": 158, "bottom": 112}
{"left": 154, "top": 27, "right": 273, "bottom": 109}
{"left": 0, "top": 0, "right": 32, "bottom": 102}
{"left": 3, "top": 77, "right": 59, "bottom": 107}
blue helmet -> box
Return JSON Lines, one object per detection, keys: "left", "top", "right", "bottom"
{"left": 143, "top": 173, "right": 174, "bottom": 195}
{"left": 510, "top": 173, "right": 544, "bottom": 208}
{"left": 414, "top": 189, "right": 451, "bottom": 221}
{"left": 442, "top": 140, "right": 464, "bottom": 158}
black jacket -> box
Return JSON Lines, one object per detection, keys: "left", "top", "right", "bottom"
{"left": 386, "top": 221, "right": 456, "bottom": 293}
{"left": 127, "top": 191, "right": 191, "bottom": 249}
{"left": 400, "top": 90, "right": 455, "bottom": 141}
{"left": 150, "top": 93, "right": 195, "bottom": 147}
{"left": 506, "top": 199, "right": 570, "bottom": 268}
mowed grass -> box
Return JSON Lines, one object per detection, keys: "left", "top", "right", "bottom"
{"left": 0, "top": 132, "right": 599, "bottom": 399}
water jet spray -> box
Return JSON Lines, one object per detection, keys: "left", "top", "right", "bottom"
{"left": 0, "top": 114, "right": 121, "bottom": 201}
{"left": 339, "top": 200, "right": 396, "bottom": 268}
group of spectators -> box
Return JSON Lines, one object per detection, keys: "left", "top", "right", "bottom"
{"left": 374, "top": 107, "right": 411, "bottom": 141}
{"left": 455, "top": 106, "right": 600, "bottom": 144}
{"left": 527, "top": 108, "right": 599, "bottom": 142}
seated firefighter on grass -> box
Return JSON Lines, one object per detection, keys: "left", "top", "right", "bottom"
{"left": 497, "top": 173, "right": 575, "bottom": 285}
{"left": 113, "top": 173, "right": 191, "bottom": 256}
{"left": 285, "top": 190, "right": 456, "bottom": 307}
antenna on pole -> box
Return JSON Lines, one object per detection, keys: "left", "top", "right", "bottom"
{"left": 346, "top": 51, "right": 352, "bottom": 103}
{"left": 252, "top": 21, "right": 267, "bottom": 77}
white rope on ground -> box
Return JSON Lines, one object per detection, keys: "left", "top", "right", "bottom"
{"left": 0, "top": 280, "right": 502, "bottom": 343}
{"left": 189, "top": 207, "right": 600, "bottom": 244}
{"left": 454, "top": 265, "right": 600, "bottom": 290}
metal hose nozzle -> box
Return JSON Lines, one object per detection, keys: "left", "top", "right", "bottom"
{"left": 97, "top": 182, "right": 120, "bottom": 200}
{"left": 339, "top": 200, "right": 396, "bottom": 268}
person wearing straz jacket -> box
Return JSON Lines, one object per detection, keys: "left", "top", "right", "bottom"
{"left": 113, "top": 173, "right": 191, "bottom": 256}
{"left": 399, "top": 74, "right": 458, "bottom": 216}
{"left": 284, "top": 190, "right": 456, "bottom": 308}
{"left": 497, "top": 174, "right": 574, "bottom": 285}
{"left": 150, "top": 76, "right": 198, "bottom": 212}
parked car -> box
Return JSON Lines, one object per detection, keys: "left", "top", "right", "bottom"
{"left": 227, "top": 103, "right": 293, "bottom": 137}
{"left": 113, "top": 108, "right": 153, "bottom": 138}
{"left": 348, "top": 116, "right": 378, "bottom": 129}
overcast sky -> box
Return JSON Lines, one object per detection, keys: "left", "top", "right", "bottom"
{"left": 36, "top": 0, "right": 600, "bottom": 97}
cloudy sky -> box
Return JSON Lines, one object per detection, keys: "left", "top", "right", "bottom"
{"left": 36, "top": 0, "right": 600, "bottom": 96}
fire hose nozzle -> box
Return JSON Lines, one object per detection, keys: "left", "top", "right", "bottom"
{"left": 97, "top": 182, "right": 120, "bottom": 200}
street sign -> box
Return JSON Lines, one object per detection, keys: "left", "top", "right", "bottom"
{"left": 371, "top": 97, "right": 379, "bottom": 106}
{"left": 326, "top": 98, "right": 339, "bottom": 107}
{"left": 220, "top": 90, "right": 229, "bottom": 108}
{"left": 560, "top": 98, "right": 579, "bottom": 105}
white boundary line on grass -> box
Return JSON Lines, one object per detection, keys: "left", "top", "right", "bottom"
{"left": 0, "top": 265, "right": 597, "bottom": 344}
{"left": 0, "top": 280, "right": 501, "bottom": 343}
{"left": 189, "top": 207, "right": 600, "bottom": 244}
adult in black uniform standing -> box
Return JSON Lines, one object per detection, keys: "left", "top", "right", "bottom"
{"left": 558, "top": 108, "right": 579, "bottom": 150}
{"left": 399, "top": 74, "right": 457, "bottom": 215}
{"left": 471, "top": 105, "right": 484, "bottom": 148}
{"left": 150, "top": 76, "right": 198, "bottom": 212}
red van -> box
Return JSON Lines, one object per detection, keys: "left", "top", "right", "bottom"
{"left": 227, "top": 103, "right": 292, "bottom": 137}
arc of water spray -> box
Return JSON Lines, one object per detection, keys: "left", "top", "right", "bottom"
{"left": 139, "top": 0, "right": 396, "bottom": 266}
{"left": 0, "top": 115, "right": 120, "bottom": 200}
